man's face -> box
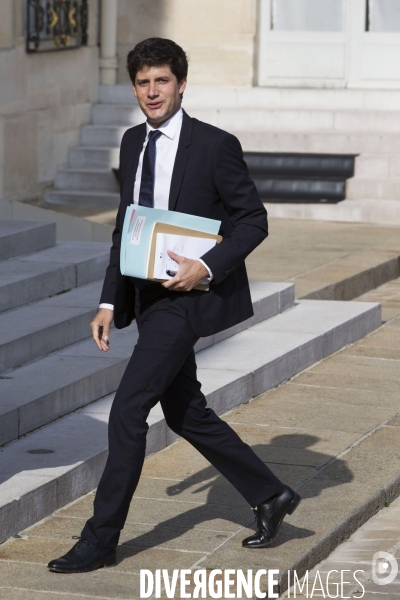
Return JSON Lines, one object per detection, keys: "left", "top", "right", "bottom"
{"left": 133, "top": 65, "right": 186, "bottom": 127}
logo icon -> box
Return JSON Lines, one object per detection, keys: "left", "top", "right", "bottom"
{"left": 372, "top": 551, "right": 398, "bottom": 585}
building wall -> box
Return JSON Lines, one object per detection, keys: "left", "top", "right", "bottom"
{"left": 0, "top": 0, "right": 100, "bottom": 203}
{"left": 116, "top": 0, "right": 258, "bottom": 86}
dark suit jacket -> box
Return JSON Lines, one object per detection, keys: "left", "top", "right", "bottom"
{"left": 100, "top": 110, "right": 268, "bottom": 338}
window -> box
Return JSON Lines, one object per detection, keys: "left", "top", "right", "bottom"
{"left": 271, "top": 0, "right": 344, "bottom": 32}
{"left": 366, "top": 0, "right": 400, "bottom": 32}
{"left": 26, "top": 0, "right": 88, "bottom": 53}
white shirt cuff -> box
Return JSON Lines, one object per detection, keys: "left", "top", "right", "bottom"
{"left": 197, "top": 259, "right": 213, "bottom": 282}
{"left": 99, "top": 303, "right": 114, "bottom": 311}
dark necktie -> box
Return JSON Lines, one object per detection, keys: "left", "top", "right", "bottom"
{"left": 138, "top": 129, "right": 162, "bottom": 208}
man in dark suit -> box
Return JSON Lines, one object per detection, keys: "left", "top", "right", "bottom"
{"left": 48, "top": 38, "right": 300, "bottom": 574}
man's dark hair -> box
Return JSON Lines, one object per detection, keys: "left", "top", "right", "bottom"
{"left": 126, "top": 38, "right": 188, "bottom": 84}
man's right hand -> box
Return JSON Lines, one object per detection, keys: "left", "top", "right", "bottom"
{"left": 91, "top": 308, "right": 114, "bottom": 352}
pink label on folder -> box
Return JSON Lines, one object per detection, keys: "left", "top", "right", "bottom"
{"left": 129, "top": 209, "right": 136, "bottom": 226}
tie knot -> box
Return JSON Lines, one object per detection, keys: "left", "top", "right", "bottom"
{"left": 148, "top": 129, "right": 162, "bottom": 143}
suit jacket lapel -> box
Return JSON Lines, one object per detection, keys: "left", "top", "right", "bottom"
{"left": 168, "top": 110, "right": 192, "bottom": 211}
{"left": 121, "top": 123, "right": 146, "bottom": 208}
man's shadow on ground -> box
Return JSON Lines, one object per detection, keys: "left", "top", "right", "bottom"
{"left": 119, "top": 433, "right": 353, "bottom": 558}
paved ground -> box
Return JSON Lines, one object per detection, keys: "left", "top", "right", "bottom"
{"left": 277, "top": 278, "right": 400, "bottom": 599}
{"left": 246, "top": 217, "right": 400, "bottom": 300}
{"left": 281, "top": 494, "right": 400, "bottom": 598}
{"left": 358, "top": 277, "right": 400, "bottom": 323}
{"left": 0, "top": 219, "right": 399, "bottom": 599}
{"left": 0, "top": 271, "right": 399, "bottom": 597}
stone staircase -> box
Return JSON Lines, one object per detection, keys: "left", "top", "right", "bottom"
{"left": 43, "top": 85, "right": 400, "bottom": 224}
{"left": 0, "top": 219, "right": 382, "bottom": 543}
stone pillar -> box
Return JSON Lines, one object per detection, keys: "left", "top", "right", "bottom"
{"left": 100, "top": 0, "right": 118, "bottom": 85}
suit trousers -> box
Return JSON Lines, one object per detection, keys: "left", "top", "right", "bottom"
{"left": 81, "top": 292, "right": 284, "bottom": 549}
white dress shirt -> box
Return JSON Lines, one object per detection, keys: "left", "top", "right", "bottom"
{"left": 100, "top": 108, "right": 212, "bottom": 311}
{"left": 134, "top": 107, "right": 182, "bottom": 210}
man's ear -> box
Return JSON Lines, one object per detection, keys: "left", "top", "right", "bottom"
{"left": 132, "top": 84, "right": 138, "bottom": 98}
{"left": 178, "top": 78, "right": 187, "bottom": 96}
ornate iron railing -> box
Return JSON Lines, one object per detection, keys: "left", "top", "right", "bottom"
{"left": 26, "top": 0, "right": 88, "bottom": 53}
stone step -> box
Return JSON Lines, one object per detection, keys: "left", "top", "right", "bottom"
{"left": 68, "top": 146, "right": 119, "bottom": 170}
{"left": 80, "top": 124, "right": 126, "bottom": 147}
{"left": 55, "top": 169, "right": 119, "bottom": 192}
{"left": 0, "top": 298, "right": 381, "bottom": 544}
{"left": 0, "top": 221, "right": 56, "bottom": 262}
{"left": 346, "top": 177, "right": 400, "bottom": 200}
{"left": 79, "top": 124, "right": 400, "bottom": 154}
{"left": 44, "top": 190, "right": 120, "bottom": 209}
{"left": 92, "top": 103, "right": 144, "bottom": 126}
{"left": 93, "top": 103, "right": 400, "bottom": 134}
{"left": 0, "top": 281, "right": 102, "bottom": 374}
{"left": 264, "top": 199, "right": 400, "bottom": 227}
{"left": 0, "top": 242, "right": 109, "bottom": 314}
{"left": 99, "top": 85, "right": 400, "bottom": 112}
{"left": 354, "top": 153, "right": 400, "bottom": 179}
{"left": 202, "top": 108, "right": 400, "bottom": 134}
{"left": 0, "top": 282, "right": 294, "bottom": 447}
{"left": 235, "top": 130, "right": 400, "bottom": 155}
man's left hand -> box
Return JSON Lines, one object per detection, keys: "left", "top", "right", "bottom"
{"left": 162, "top": 250, "right": 208, "bottom": 291}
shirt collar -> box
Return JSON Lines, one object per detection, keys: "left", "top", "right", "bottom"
{"left": 146, "top": 107, "right": 183, "bottom": 140}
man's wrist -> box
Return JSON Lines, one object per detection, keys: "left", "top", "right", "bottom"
{"left": 197, "top": 259, "right": 213, "bottom": 282}
{"left": 99, "top": 303, "right": 114, "bottom": 311}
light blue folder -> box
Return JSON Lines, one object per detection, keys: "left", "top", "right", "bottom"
{"left": 120, "top": 205, "right": 221, "bottom": 279}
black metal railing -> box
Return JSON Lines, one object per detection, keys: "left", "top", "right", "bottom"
{"left": 26, "top": 0, "right": 88, "bottom": 53}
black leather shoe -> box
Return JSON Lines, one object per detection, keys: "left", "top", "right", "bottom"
{"left": 47, "top": 538, "right": 116, "bottom": 573}
{"left": 242, "top": 485, "right": 301, "bottom": 548}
